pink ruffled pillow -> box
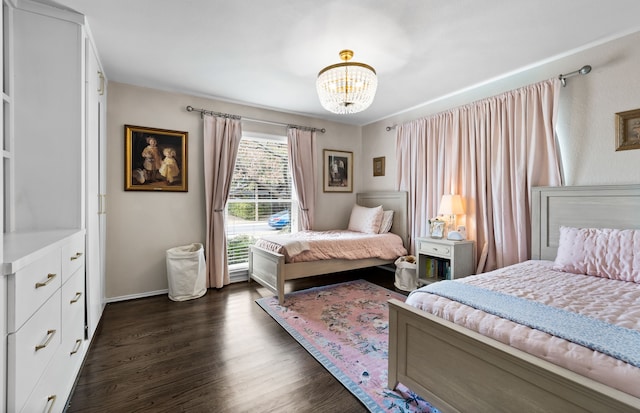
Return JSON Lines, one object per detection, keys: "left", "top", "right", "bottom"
{"left": 553, "top": 226, "right": 640, "bottom": 283}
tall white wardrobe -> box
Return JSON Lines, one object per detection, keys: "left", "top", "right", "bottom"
{"left": 1, "top": 0, "right": 106, "bottom": 411}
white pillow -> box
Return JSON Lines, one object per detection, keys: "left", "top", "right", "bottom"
{"left": 348, "top": 204, "right": 383, "bottom": 234}
{"left": 378, "top": 210, "right": 394, "bottom": 233}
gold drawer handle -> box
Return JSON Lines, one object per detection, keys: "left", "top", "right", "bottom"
{"left": 70, "top": 292, "right": 83, "bottom": 304}
{"left": 46, "top": 395, "right": 57, "bottom": 413}
{"left": 70, "top": 252, "right": 84, "bottom": 261}
{"left": 35, "top": 273, "right": 57, "bottom": 289}
{"left": 70, "top": 339, "right": 82, "bottom": 355}
{"left": 35, "top": 329, "right": 57, "bottom": 351}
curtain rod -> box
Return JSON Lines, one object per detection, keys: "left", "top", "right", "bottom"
{"left": 558, "top": 64, "right": 592, "bottom": 87}
{"left": 185, "top": 106, "right": 326, "bottom": 133}
{"left": 385, "top": 65, "right": 593, "bottom": 130}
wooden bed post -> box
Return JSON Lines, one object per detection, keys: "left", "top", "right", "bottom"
{"left": 388, "top": 299, "right": 399, "bottom": 391}
{"left": 277, "top": 261, "right": 286, "bottom": 305}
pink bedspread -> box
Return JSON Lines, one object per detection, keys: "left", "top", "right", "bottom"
{"left": 254, "top": 230, "right": 408, "bottom": 263}
{"left": 406, "top": 260, "right": 640, "bottom": 397}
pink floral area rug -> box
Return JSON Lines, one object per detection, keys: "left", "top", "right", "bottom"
{"left": 255, "top": 279, "right": 440, "bottom": 413}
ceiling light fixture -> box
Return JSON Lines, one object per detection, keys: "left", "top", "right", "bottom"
{"left": 316, "top": 49, "right": 377, "bottom": 114}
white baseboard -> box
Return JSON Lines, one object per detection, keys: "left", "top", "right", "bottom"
{"left": 106, "top": 289, "right": 168, "bottom": 303}
{"left": 106, "top": 275, "right": 250, "bottom": 304}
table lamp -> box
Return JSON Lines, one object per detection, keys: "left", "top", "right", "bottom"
{"left": 438, "top": 194, "right": 464, "bottom": 235}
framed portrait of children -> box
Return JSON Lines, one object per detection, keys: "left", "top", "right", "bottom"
{"left": 125, "top": 125, "right": 188, "bottom": 192}
{"left": 323, "top": 149, "right": 353, "bottom": 192}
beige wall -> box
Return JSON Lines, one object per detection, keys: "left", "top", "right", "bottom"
{"left": 107, "top": 30, "right": 640, "bottom": 300}
{"left": 361, "top": 30, "right": 640, "bottom": 190}
{"left": 106, "top": 84, "right": 361, "bottom": 300}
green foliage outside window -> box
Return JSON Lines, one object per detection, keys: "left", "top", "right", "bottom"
{"left": 227, "top": 234, "right": 256, "bottom": 265}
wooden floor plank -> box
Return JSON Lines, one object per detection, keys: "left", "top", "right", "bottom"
{"left": 66, "top": 268, "right": 406, "bottom": 412}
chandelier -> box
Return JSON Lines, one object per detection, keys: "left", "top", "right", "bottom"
{"left": 316, "top": 50, "right": 378, "bottom": 114}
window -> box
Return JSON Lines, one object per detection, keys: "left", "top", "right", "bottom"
{"left": 226, "top": 135, "right": 296, "bottom": 274}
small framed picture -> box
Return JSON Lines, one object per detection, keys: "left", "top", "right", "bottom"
{"left": 615, "top": 108, "right": 640, "bottom": 151}
{"left": 323, "top": 149, "right": 353, "bottom": 192}
{"left": 125, "top": 125, "right": 188, "bottom": 191}
{"left": 430, "top": 221, "right": 445, "bottom": 239}
{"left": 373, "top": 156, "right": 385, "bottom": 177}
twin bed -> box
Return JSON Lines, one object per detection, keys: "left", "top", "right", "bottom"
{"left": 388, "top": 184, "right": 640, "bottom": 412}
{"left": 248, "top": 191, "right": 409, "bottom": 305}
{"left": 249, "top": 184, "right": 640, "bottom": 411}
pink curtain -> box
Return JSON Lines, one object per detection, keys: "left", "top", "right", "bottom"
{"left": 203, "top": 114, "right": 242, "bottom": 288}
{"left": 396, "top": 79, "right": 562, "bottom": 272}
{"left": 287, "top": 128, "right": 317, "bottom": 230}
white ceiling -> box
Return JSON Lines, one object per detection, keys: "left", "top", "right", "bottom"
{"left": 44, "top": 0, "right": 640, "bottom": 125}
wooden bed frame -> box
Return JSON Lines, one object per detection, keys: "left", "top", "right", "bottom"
{"left": 249, "top": 191, "right": 409, "bottom": 305}
{"left": 388, "top": 184, "right": 640, "bottom": 412}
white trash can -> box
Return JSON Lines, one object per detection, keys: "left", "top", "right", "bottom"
{"left": 394, "top": 255, "right": 418, "bottom": 292}
{"left": 166, "top": 243, "right": 207, "bottom": 301}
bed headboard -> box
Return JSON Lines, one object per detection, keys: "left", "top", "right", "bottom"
{"left": 356, "top": 191, "right": 409, "bottom": 247}
{"left": 531, "top": 184, "right": 640, "bottom": 261}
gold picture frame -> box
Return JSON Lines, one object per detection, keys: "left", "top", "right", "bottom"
{"left": 125, "top": 125, "right": 188, "bottom": 191}
{"left": 615, "top": 108, "right": 640, "bottom": 151}
{"left": 373, "top": 156, "right": 385, "bottom": 177}
{"left": 323, "top": 149, "right": 353, "bottom": 192}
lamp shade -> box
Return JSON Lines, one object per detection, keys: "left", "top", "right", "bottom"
{"left": 316, "top": 50, "right": 377, "bottom": 114}
{"left": 438, "top": 194, "right": 464, "bottom": 216}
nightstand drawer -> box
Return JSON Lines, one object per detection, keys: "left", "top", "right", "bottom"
{"left": 418, "top": 241, "right": 451, "bottom": 258}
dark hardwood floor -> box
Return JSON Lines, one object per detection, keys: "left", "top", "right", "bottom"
{"left": 66, "top": 267, "right": 407, "bottom": 413}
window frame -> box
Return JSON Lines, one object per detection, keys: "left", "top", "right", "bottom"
{"left": 226, "top": 132, "right": 297, "bottom": 280}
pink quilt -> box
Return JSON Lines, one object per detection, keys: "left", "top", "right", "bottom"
{"left": 255, "top": 230, "right": 407, "bottom": 263}
{"left": 406, "top": 260, "right": 640, "bottom": 397}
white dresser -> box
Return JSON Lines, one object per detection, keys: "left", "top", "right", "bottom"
{"left": 3, "top": 230, "right": 86, "bottom": 413}
{"left": 0, "top": 0, "right": 107, "bottom": 409}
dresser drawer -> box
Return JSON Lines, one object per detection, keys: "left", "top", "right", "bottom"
{"left": 62, "top": 268, "right": 87, "bottom": 371}
{"left": 8, "top": 289, "right": 62, "bottom": 413}
{"left": 20, "top": 349, "right": 66, "bottom": 413}
{"left": 24, "top": 313, "right": 85, "bottom": 413}
{"left": 418, "top": 240, "right": 452, "bottom": 258}
{"left": 8, "top": 249, "right": 62, "bottom": 331}
{"left": 61, "top": 232, "right": 85, "bottom": 283}
{"left": 62, "top": 269, "right": 85, "bottom": 328}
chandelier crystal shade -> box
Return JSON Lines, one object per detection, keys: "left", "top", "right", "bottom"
{"left": 316, "top": 50, "right": 377, "bottom": 114}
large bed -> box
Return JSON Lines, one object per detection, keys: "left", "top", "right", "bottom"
{"left": 388, "top": 184, "right": 640, "bottom": 412}
{"left": 249, "top": 191, "right": 409, "bottom": 305}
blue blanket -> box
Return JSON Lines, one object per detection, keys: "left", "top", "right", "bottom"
{"left": 414, "top": 281, "right": 640, "bottom": 368}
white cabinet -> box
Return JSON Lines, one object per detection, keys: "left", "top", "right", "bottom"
{"left": 2, "top": 0, "right": 106, "bottom": 411}
{"left": 13, "top": 4, "right": 84, "bottom": 231}
{"left": 1, "top": 1, "right": 11, "bottom": 408}
{"left": 85, "top": 37, "right": 107, "bottom": 339}
{"left": 5, "top": 230, "right": 85, "bottom": 413}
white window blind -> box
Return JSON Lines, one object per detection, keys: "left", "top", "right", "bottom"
{"left": 226, "top": 136, "right": 295, "bottom": 269}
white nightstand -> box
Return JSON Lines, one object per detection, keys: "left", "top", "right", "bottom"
{"left": 416, "top": 237, "right": 475, "bottom": 285}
